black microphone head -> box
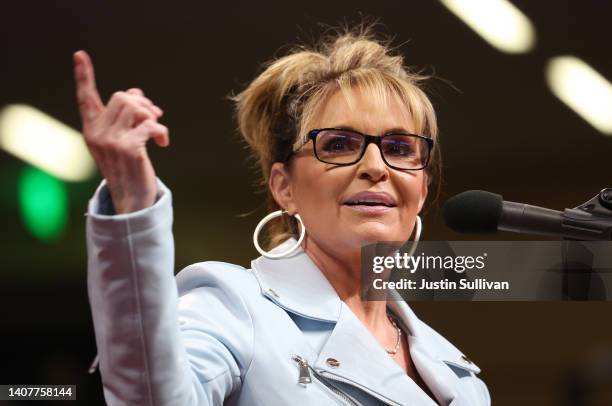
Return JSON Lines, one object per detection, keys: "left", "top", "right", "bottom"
{"left": 443, "top": 190, "right": 503, "bottom": 234}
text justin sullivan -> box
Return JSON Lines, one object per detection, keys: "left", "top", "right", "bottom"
{"left": 373, "top": 278, "right": 510, "bottom": 290}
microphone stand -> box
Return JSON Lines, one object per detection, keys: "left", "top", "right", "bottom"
{"left": 559, "top": 188, "right": 612, "bottom": 299}
{"left": 561, "top": 188, "right": 612, "bottom": 241}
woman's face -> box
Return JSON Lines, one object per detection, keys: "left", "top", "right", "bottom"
{"left": 270, "top": 87, "right": 428, "bottom": 256}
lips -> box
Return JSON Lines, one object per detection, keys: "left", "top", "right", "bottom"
{"left": 342, "top": 191, "right": 397, "bottom": 208}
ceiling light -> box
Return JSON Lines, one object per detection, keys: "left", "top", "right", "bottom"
{"left": 440, "top": 0, "right": 536, "bottom": 54}
{"left": 0, "top": 104, "right": 96, "bottom": 181}
{"left": 546, "top": 56, "right": 612, "bottom": 135}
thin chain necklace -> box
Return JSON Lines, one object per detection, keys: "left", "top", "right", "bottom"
{"left": 386, "top": 312, "right": 402, "bottom": 355}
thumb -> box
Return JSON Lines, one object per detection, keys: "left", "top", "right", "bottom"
{"left": 73, "top": 50, "right": 104, "bottom": 124}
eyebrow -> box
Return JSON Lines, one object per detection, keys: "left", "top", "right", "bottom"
{"left": 329, "top": 125, "right": 413, "bottom": 135}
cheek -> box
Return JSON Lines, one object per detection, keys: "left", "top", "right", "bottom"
{"left": 292, "top": 163, "right": 338, "bottom": 210}
{"left": 396, "top": 172, "right": 426, "bottom": 211}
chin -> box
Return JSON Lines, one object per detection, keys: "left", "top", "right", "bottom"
{"left": 352, "top": 224, "right": 396, "bottom": 245}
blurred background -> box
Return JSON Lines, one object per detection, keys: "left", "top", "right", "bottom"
{"left": 1, "top": 0, "right": 611, "bottom": 404}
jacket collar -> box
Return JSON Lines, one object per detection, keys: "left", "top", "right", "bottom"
{"left": 251, "top": 237, "right": 341, "bottom": 323}
{"left": 251, "top": 237, "right": 481, "bottom": 405}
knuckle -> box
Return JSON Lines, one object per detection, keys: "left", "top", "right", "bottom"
{"left": 141, "top": 118, "right": 157, "bottom": 127}
{"left": 133, "top": 108, "right": 155, "bottom": 121}
{"left": 110, "top": 91, "right": 127, "bottom": 103}
{"left": 126, "top": 99, "right": 148, "bottom": 111}
{"left": 134, "top": 95, "right": 154, "bottom": 107}
{"left": 149, "top": 122, "right": 166, "bottom": 134}
{"left": 117, "top": 90, "right": 128, "bottom": 98}
{"left": 123, "top": 103, "right": 142, "bottom": 117}
{"left": 138, "top": 105, "right": 154, "bottom": 115}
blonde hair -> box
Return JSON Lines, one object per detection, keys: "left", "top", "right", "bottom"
{"left": 231, "top": 24, "right": 441, "bottom": 250}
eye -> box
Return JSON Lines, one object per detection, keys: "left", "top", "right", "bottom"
{"left": 325, "top": 136, "right": 348, "bottom": 152}
{"left": 318, "top": 131, "right": 362, "bottom": 154}
{"left": 382, "top": 136, "right": 415, "bottom": 156}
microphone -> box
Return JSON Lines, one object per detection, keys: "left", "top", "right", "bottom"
{"left": 443, "top": 189, "right": 612, "bottom": 240}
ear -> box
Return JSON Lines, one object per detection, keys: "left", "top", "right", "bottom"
{"left": 269, "top": 162, "right": 298, "bottom": 214}
{"left": 417, "top": 172, "right": 429, "bottom": 214}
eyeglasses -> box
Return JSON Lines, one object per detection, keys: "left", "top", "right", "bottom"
{"left": 286, "top": 128, "right": 434, "bottom": 171}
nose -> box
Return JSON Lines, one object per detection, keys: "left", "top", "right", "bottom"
{"left": 357, "top": 143, "right": 388, "bottom": 182}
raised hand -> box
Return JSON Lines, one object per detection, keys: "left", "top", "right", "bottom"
{"left": 74, "top": 50, "right": 169, "bottom": 214}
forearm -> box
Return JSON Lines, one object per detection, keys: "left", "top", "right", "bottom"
{"left": 86, "top": 178, "right": 193, "bottom": 405}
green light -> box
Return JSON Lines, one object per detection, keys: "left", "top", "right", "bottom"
{"left": 18, "top": 166, "right": 68, "bottom": 241}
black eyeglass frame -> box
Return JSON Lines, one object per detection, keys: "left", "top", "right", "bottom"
{"left": 286, "top": 127, "right": 434, "bottom": 171}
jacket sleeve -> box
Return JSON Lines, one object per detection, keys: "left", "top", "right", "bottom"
{"left": 475, "top": 376, "right": 491, "bottom": 406}
{"left": 86, "top": 178, "right": 253, "bottom": 405}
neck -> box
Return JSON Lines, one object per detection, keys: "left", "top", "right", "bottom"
{"left": 301, "top": 234, "right": 388, "bottom": 331}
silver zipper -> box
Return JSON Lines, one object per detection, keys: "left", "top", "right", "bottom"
{"left": 292, "top": 355, "right": 362, "bottom": 406}
{"left": 318, "top": 371, "right": 402, "bottom": 406}
{"left": 292, "top": 355, "right": 312, "bottom": 385}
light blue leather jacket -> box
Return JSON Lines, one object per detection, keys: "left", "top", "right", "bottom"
{"left": 86, "top": 178, "right": 491, "bottom": 406}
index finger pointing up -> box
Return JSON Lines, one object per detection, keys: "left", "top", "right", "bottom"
{"left": 73, "top": 50, "right": 104, "bottom": 123}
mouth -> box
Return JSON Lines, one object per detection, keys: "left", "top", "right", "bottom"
{"left": 342, "top": 191, "right": 397, "bottom": 212}
{"left": 343, "top": 201, "right": 395, "bottom": 208}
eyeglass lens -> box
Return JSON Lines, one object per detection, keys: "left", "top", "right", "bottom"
{"left": 315, "top": 129, "right": 429, "bottom": 170}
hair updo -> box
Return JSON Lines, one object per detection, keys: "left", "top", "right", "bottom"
{"left": 231, "top": 24, "right": 441, "bottom": 250}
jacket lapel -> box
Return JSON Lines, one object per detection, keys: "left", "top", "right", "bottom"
{"left": 311, "top": 299, "right": 440, "bottom": 405}
{"left": 251, "top": 238, "right": 481, "bottom": 406}
{"left": 389, "top": 290, "right": 482, "bottom": 406}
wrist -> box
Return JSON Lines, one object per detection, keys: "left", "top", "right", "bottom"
{"left": 107, "top": 182, "right": 157, "bottom": 214}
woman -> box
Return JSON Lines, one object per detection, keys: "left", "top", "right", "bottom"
{"left": 76, "top": 26, "right": 490, "bottom": 406}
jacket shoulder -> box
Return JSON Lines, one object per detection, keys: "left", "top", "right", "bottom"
{"left": 175, "top": 261, "right": 260, "bottom": 297}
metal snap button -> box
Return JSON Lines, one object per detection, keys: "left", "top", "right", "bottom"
{"left": 326, "top": 358, "right": 340, "bottom": 368}
{"left": 461, "top": 354, "right": 473, "bottom": 364}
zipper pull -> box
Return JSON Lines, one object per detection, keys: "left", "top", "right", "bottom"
{"left": 292, "top": 355, "right": 312, "bottom": 385}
